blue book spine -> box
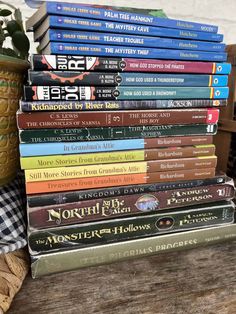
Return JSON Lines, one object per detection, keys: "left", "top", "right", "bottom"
{"left": 19, "top": 139, "right": 146, "bottom": 157}
{"left": 29, "top": 71, "right": 229, "bottom": 87}
{"left": 43, "top": 42, "right": 227, "bottom": 62}
{"left": 45, "top": 2, "right": 218, "bottom": 33}
{"left": 37, "top": 16, "right": 223, "bottom": 43}
{"left": 215, "top": 63, "right": 231, "bottom": 74}
{"left": 45, "top": 29, "right": 225, "bottom": 52}
{"left": 24, "top": 86, "right": 229, "bottom": 101}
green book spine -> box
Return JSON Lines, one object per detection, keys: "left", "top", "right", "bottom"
{"left": 31, "top": 224, "right": 236, "bottom": 278}
{"left": 19, "top": 124, "right": 217, "bottom": 143}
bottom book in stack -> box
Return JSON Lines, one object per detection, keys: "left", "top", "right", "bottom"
{"left": 28, "top": 175, "right": 236, "bottom": 278}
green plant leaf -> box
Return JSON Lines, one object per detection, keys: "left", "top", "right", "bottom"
{"left": 14, "top": 8, "right": 23, "bottom": 30}
{"left": 12, "top": 30, "right": 30, "bottom": 58}
{"left": 0, "top": 9, "right": 12, "bottom": 17}
{"left": 6, "top": 20, "right": 21, "bottom": 35}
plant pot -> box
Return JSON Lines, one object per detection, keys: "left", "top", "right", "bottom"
{"left": 0, "top": 55, "right": 29, "bottom": 185}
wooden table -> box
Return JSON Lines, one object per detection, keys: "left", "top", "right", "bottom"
{"left": 8, "top": 241, "right": 236, "bottom": 314}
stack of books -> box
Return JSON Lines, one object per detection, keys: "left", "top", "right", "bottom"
{"left": 18, "top": 2, "right": 236, "bottom": 278}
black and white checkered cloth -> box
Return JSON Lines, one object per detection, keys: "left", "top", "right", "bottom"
{"left": 0, "top": 172, "right": 27, "bottom": 254}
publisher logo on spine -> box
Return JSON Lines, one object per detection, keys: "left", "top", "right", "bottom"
{"left": 155, "top": 217, "right": 174, "bottom": 230}
{"left": 115, "top": 75, "right": 122, "bottom": 84}
{"left": 112, "top": 89, "right": 120, "bottom": 98}
{"left": 119, "top": 61, "right": 127, "bottom": 69}
{"left": 59, "top": 45, "right": 64, "bottom": 51}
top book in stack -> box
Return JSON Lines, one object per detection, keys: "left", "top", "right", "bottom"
{"left": 26, "top": 2, "right": 226, "bottom": 62}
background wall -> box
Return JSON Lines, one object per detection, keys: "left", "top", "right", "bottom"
{"left": 13, "top": 0, "right": 236, "bottom": 52}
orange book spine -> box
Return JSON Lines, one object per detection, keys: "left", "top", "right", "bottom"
{"left": 26, "top": 168, "right": 216, "bottom": 195}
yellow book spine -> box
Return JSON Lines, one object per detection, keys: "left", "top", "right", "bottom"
{"left": 25, "top": 161, "right": 148, "bottom": 182}
{"left": 20, "top": 150, "right": 145, "bottom": 170}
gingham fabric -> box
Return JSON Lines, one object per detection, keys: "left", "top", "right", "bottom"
{"left": 0, "top": 173, "right": 27, "bottom": 254}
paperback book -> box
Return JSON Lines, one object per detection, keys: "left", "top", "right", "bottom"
{"left": 24, "top": 156, "right": 218, "bottom": 183}
{"left": 23, "top": 86, "right": 229, "bottom": 101}
{"left": 19, "top": 125, "right": 217, "bottom": 143}
{"left": 28, "top": 71, "right": 228, "bottom": 87}
{"left": 31, "top": 224, "right": 236, "bottom": 278}
{"left": 20, "top": 99, "right": 227, "bottom": 112}
{"left": 41, "top": 42, "right": 227, "bottom": 61}
{"left": 31, "top": 55, "right": 231, "bottom": 74}
{"left": 27, "top": 174, "right": 227, "bottom": 208}
{"left": 26, "top": 2, "right": 218, "bottom": 33}
{"left": 19, "top": 136, "right": 215, "bottom": 156}
{"left": 34, "top": 16, "right": 223, "bottom": 43}
{"left": 39, "top": 29, "right": 226, "bottom": 52}
{"left": 28, "top": 201, "right": 235, "bottom": 255}
{"left": 25, "top": 168, "right": 217, "bottom": 194}
{"left": 28, "top": 180, "right": 235, "bottom": 229}
{"left": 20, "top": 145, "right": 216, "bottom": 169}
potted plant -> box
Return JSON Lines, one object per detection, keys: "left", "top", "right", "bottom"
{"left": 0, "top": 1, "right": 30, "bottom": 185}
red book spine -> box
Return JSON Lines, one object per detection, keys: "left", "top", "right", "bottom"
{"left": 17, "top": 109, "right": 219, "bottom": 129}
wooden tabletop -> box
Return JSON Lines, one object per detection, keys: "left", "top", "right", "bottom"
{"left": 8, "top": 241, "right": 236, "bottom": 314}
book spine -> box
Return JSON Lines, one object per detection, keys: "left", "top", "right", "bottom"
{"left": 31, "top": 224, "right": 236, "bottom": 278}
{"left": 19, "top": 99, "right": 228, "bottom": 112}
{"left": 43, "top": 42, "right": 226, "bottom": 61}
{"left": 28, "top": 71, "right": 228, "bottom": 87}
{"left": 20, "top": 145, "right": 216, "bottom": 170}
{"left": 17, "top": 108, "right": 220, "bottom": 129}
{"left": 31, "top": 55, "right": 232, "bottom": 74}
{"left": 37, "top": 16, "right": 222, "bottom": 43}
{"left": 23, "top": 86, "right": 229, "bottom": 102}
{"left": 24, "top": 157, "right": 217, "bottom": 183}
{"left": 19, "top": 136, "right": 214, "bottom": 157}
{"left": 44, "top": 29, "right": 225, "bottom": 52}
{"left": 27, "top": 174, "right": 227, "bottom": 208}
{"left": 25, "top": 168, "right": 216, "bottom": 194}
{"left": 28, "top": 203, "right": 235, "bottom": 254}
{"left": 19, "top": 125, "right": 217, "bottom": 144}
{"left": 28, "top": 182, "right": 235, "bottom": 229}
{"left": 45, "top": 3, "right": 218, "bottom": 33}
